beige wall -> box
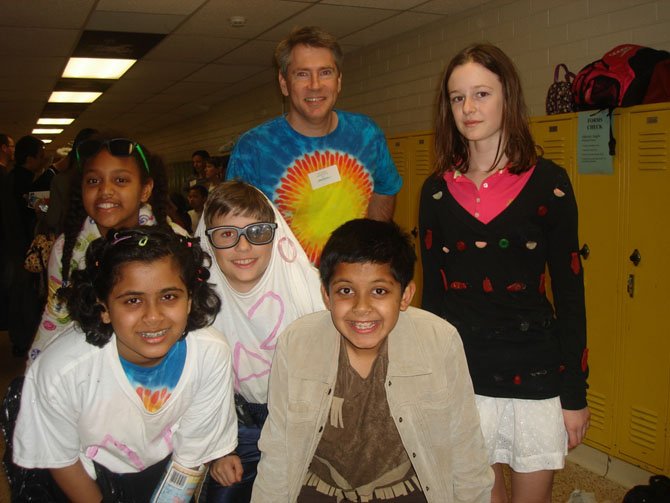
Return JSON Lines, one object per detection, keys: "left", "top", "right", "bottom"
{"left": 141, "top": 0, "right": 670, "bottom": 164}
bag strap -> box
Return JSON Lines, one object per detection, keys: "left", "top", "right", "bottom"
{"left": 554, "top": 63, "right": 576, "bottom": 83}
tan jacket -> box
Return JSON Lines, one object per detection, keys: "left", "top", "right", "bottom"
{"left": 251, "top": 307, "right": 493, "bottom": 503}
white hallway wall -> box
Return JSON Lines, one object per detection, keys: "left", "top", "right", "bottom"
{"left": 140, "top": 0, "right": 670, "bottom": 164}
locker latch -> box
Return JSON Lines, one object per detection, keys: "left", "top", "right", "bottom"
{"left": 629, "top": 249, "right": 641, "bottom": 266}
{"left": 627, "top": 274, "right": 635, "bottom": 298}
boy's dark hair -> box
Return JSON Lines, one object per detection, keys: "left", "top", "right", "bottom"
{"left": 59, "top": 131, "right": 171, "bottom": 293}
{"left": 319, "top": 219, "right": 416, "bottom": 291}
{"left": 204, "top": 180, "right": 274, "bottom": 227}
{"left": 189, "top": 184, "right": 209, "bottom": 199}
{"left": 66, "top": 226, "right": 221, "bottom": 347}
{"left": 192, "top": 149, "right": 209, "bottom": 159}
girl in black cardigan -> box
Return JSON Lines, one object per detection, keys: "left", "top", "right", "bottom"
{"left": 420, "top": 43, "right": 589, "bottom": 503}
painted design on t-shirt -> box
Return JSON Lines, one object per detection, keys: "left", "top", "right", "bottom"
{"left": 275, "top": 150, "right": 372, "bottom": 264}
{"left": 233, "top": 291, "right": 284, "bottom": 391}
{"left": 121, "top": 339, "right": 186, "bottom": 413}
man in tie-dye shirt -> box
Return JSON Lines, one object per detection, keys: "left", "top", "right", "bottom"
{"left": 226, "top": 26, "right": 402, "bottom": 265}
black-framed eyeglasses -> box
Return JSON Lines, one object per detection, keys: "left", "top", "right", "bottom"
{"left": 205, "top": 223, "right": 278, "bottom": 249}
{"left": 76, "top": 138, "right": 150, "bottom": 174}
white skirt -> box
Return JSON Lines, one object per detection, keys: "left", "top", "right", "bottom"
{"left": 475, "top": 395, "right": 568, "bottom": 473}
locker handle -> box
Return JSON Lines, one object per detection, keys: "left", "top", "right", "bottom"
{"left": 629, "top": 249, "right": 641, "bottom": 266}
{"left": 579, "top": 243, "right": 590, "bottom": 260}
{"left": 627, "top": 274, "right": 635, "bottom": 298}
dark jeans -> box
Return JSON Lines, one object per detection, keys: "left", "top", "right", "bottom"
{"left": 206, "top": 422, "right": 263, "bottom": 503}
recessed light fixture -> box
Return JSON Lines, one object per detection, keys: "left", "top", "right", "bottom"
{"left": 37, "top": 118, "right": 75, "bottom": 125}
{"left": 49, "top": 91, "right": 102, "bottom": 103}
{"left": 32, "top": 128, "right": 64, "bottom": 135}
{"left": 42, "top": 139, "right": 53, "bottom": 144}
{"left": 62, "top": 58, "right": 136, "bottom": 79}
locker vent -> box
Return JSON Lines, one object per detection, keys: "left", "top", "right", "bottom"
{"left": 635, "top": 131, "right": 668, "bottom": 171}
{"left": 539, "top": 139, "right": 567, "bottom": 168}
{"left": 586, "top": 389, "right": 607, "bottom": 431}
{"left": 392, "top": 151, "right": 407, "bottom": 177}
{"left": 415, "top": 148, "right": 432, "bottom": 176}
{"left": 628, "top": 406, "right": 658, "bottom": 450}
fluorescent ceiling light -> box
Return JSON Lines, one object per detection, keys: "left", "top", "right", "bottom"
{"left": 49, "top": 91, "right": 101, "bottom": 103}
{"left": 37, "top": 118, "right": 75, "bottom": 125}
{"left": 42, "top": 139, "right": 53, "bottom": 144}
{"left": 32, "top": 128, "right": 64, "bottom": 135}
{"left": 63, "top": 58, "right": 136, "bottom": 79}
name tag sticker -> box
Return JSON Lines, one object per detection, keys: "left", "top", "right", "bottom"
{"left": 308, "top": 164, "right": 341, "bottom": 190}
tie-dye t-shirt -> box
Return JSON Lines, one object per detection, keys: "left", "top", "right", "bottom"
{"left": 226, "top": 111, "right": 402, "bottom": 264}
{"left": 120, "top": 339, "right": 187, "bottom": 413}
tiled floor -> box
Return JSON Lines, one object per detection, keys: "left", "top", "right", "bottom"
{"left": 0, "top": 330, "right": 631, "bottom": 502}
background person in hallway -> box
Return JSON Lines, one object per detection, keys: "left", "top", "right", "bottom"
{"left": 189, "top": 149, "right": 209, "bottom": 188}
{"left": 4, "top": 135, "right": 46, "bottom": 356}
{"left": 225, "top": 26, "right": 401, "bottom": 265}
{"left": 0, "top": 133, "right": 15, "bottom": 330}
{"left": 419, "top": 43, "right": 589, "bottom": 503}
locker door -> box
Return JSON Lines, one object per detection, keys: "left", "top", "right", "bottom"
{"left": 410, "top": 134, "right": 434, "bottom": 308}
{"left": 618, "top": 107, "right": 670, "bottom": 471}
{"left": 575, "top": 112, "right": 623, "bottom": 452}
{"left": 389, "top": 137, "right": 412, "bottom": 233}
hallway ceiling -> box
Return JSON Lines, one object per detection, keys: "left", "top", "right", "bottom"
{"left": 0, "top": 0, "right": 488, "bottom": 152}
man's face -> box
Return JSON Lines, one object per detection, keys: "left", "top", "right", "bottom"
{"left": 278, "top": 44, "right": 342, "bottom": 134}
{"left": 192, "top": 155, "right": 206, "bottom": 177}
{"left": 1, "top": 137, "right": 15, "bottom": 163}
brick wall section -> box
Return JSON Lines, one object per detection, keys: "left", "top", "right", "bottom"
{"left": 141, "top": 0, "right": 670, "bottom": 164}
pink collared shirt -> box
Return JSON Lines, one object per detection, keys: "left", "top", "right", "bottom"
{"left": 443, "top": 165, "right": 535, "bottom": 224}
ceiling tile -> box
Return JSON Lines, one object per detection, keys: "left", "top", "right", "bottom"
{"left": 322, "top": 0, "right": 425, "bottom": 9}
{"left": 340, "top": 11, "right": 443, "bottom": 46}
{"left": 87, "top": 11, "right": 185, "bottom": 34}
{"left": 260, "top": 3, "right": 397, "bottom": 42}
{"left": 146, "top": 35, "right": 242, "bottom": 63}
{"left": 0, "top": 0, "right": 95, "bottom": 29}
{"left": 215, "top": 39, "right": 278, "bottom": 66}
{"left": 0, "top": 28, "right": 79, "bottom": 58}
{"left": 122, "top": 60, "right": 204, "bottom": 81}
{"left": 185, "top": 64, "right": 267, "bottom": 84}
{"left": 95, "top": 0, "right": 207, "bottom": 16}
{"left": 176, "top": 0, "right": 310, "bottom": 38}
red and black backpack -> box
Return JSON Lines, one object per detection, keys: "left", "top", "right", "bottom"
{"left": 572, "top": 44, "right": 670, "bottom": 109}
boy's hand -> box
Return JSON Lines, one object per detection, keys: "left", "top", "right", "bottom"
{"left": 210, "top": 454, "right": 243, "bottom": 486}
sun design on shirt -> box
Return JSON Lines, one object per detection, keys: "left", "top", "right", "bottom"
{"left": 136, "top": 386, "right": 171, "bottom": 413}
{"left": 275, "top": 150, "right": 372, "bottom": 264}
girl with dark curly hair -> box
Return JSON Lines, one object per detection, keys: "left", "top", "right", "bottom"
{"left": 13, "top": 226, "right": 237, "bottom": 502}
{"left": 28, "top": 132, "right": 187, "bottom": 366}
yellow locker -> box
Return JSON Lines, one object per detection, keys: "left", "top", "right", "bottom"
{"left": 388, "top": 133, "right": 434, "bottom": 307}
{"left": 617, "top": 105, "right": 670, "bottom": 471}
{"left": 532, "top": 103, "right": 670, "bottom": 475}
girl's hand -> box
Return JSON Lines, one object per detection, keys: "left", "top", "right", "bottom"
{"left": 210, "top": 453, "right": 243, "bottom": 486}
{"left": 563, "top": 407, "right": 590, "bottom": 449}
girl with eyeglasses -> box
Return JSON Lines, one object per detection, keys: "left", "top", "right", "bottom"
{"left": 194, "top": 180, "right": 324, "bottom": 503}
{"left": 28, "top": 131, "right": 187, "bottom": 366}
{"left": 13, "top": 226, "right": 237, "bottom": 502}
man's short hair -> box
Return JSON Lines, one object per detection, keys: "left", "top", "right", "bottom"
{"left": 275, "top": 26, "right": 343, "bottom": 78}
{"left": 0, "top": 134, "right": 11, "bottom": 147}
{"left": 319, "top": 219, "right": 416, "bottom": 291}
{"left": 192, "top": 149, "right": 210, "bottom": 159}
{"left": 15, "top": 135, "right": 44, "bottom": 167}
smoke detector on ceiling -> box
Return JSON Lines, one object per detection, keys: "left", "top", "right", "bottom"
{"left": 229, "top": 16, "right": 246, "bottom": 28}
